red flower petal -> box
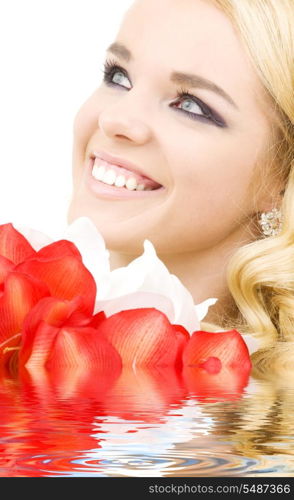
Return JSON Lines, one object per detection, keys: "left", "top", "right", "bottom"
{"left": 97, "top": 308, "right": 180, "bottom": 367}
{"left": 198, "top": 356, "right": 222, "bottom": 374}
{"left": 173, "top": 324, "right": 190, "bottom": 341}
{"left": 33, "top": 240, "right": 82, "bottom": 260}
{"left": 0, "top": 272, "right": 49, "bottom": 344}
{"left": 173, "top": 325, "right": 190, "bottom": 367}
{"left": 89, "top": 311, "right": 107, "bottom": 328}
{"left": 20, "top": 321, "right": 60, "bottom": 369}
{"left": 0, "top": 223, "right": 36, "bottom": 264}
{"left": 19, "top": 296, "right": 90, "bottom": 367}
{"left": 0, "top": 256, "right": 14, "bottom": 284}
{"left": 0, "top": 333, "right": 21, "bottom": 376}
{"left": 15, "top": 255, "right": 96, "bottom": 314}
{"left": 183, "top": 329, "right": 252, "bottom": 372}
{"left": 46, "top": 326, "right": 122, "bottom": 371}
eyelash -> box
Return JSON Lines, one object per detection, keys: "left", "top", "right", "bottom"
{"left": 101, "top": 58, "right": 226, "bottom": 128}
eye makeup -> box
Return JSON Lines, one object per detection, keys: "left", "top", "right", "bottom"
{"left": 101, "top": 58, "right": 227, "bottom": 128}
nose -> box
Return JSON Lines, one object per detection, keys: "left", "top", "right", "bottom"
{"left": 98, "top": 91, "right": 153, "bottom": 145}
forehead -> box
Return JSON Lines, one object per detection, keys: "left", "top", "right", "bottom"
{"left": 116, "top": 0, "right": 263, "bottom": 102}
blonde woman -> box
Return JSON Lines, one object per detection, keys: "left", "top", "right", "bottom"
{"left": 68, "top": 0, "right": 294, "bottom": 373}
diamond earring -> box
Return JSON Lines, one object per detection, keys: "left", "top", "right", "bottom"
{"left": 258, "top": 208, "right": 283, "bottom": 237}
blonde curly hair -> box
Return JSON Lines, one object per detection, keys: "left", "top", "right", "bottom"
{"left": 201, "top": 0, "right": 294, "bottom": 373}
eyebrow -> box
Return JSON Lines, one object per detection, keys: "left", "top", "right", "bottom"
{"left": 106, "top": 42, "right": 238, "bottom": 110}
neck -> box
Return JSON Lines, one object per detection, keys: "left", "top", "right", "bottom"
{"left": 108, "top": 234, "right": 250, "bottom": 327}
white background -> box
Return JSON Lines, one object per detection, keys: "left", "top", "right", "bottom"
{"left": 0, "top": 0, "right": 132, "bottom": 238}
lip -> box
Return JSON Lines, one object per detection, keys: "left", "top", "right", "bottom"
{"left": 85, "top": 158, "right": 166, "bottom": 200}
{"left": 91, "top": 150, "right": 161, "bottom": 185}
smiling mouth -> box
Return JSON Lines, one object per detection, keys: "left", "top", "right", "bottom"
{"left": 90, "top": 156, "right": 163, "bottom": 192}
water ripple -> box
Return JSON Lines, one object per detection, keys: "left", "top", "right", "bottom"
{"left": 1, "top": 374, "right": 294, "bottom": 476}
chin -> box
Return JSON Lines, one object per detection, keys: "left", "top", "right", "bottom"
{"left": 67, "top": 199, "right": 148, "bottom": 254}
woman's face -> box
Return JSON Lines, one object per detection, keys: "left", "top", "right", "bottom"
{"left": 68, "top": 0, "right": 275, "bottom": 256}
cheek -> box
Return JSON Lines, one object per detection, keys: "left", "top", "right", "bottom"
{"left": 170, "top": 138, "right": 253, "bottom": 197}
{"left": 166, "top": 134, "right": 260, "bottom": 230}
{"left": 72, "top": 96, "right": 99, "bottom": 185}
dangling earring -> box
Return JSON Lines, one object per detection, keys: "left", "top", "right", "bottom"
{"left": 258, "top": 208, "right": 283, "bottom": 237}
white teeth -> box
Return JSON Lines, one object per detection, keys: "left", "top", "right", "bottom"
{"left": 102, "top": 169, "right": 117, "bottom": 185}
{"left": 114, "top": 174, "right": 126, "bottom": 188}
{"left": 92, "top": 165, "right": 106, "bottom": 181}
{"left": 125, "top": 177, "right": 138, "bottom": 190}
{"left": 91, "top": 161, "right": 154, "bottom": 191}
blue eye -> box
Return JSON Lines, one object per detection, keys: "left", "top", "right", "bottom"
{"left": 102, "top": 59, "right": 227, "bottom": 128}
{"left": 172, "top": 89, "right": 226, "bottom": 127}
{"left": 103, "top": 59, "right": 131, "bottom": 89}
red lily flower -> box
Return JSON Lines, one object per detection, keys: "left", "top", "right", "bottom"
{"left": 0, "top": 222, "right": 252, "bottom": 397}
{"left": 0, "top": 224, "right": 47, "bottom": 345}
{"left": 0, "top": 223, "right": 97, "bottom": 363}
{"left": 14, "top": 239, "right": 96, "bottom": 314}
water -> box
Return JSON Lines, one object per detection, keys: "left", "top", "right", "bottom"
{"left": 0, "top": 365, "right": 294, "bottom": 477}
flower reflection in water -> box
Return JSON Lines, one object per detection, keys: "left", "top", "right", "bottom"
{"left": 1, "top": 362, "right": 294, "bottom": 477}
{"left": 0, "top": 360, "right": 256, "bottom": 477}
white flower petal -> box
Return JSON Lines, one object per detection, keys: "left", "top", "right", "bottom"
{"left": 95, "top": 291, "right": 175, "bottom": 320}
{"left": 195, "top": 297, "right": 218, "bottom": 322}
{"left": 96, "top": 261, "right": 145, "bottom": 299}
{"left": 96, "top": 239, "right": 170, "bottom": 300}
{"left": 62, "top": 217, "right": 110, "bottom": 282}
{"left": 12, "top": 222, "right": 53, "bottom": 251}
{"left": 168, "top": 274, "right": 200, "bottom": 332}
{"left": 94, "top": 238, "right": 204, "bottom": 333}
